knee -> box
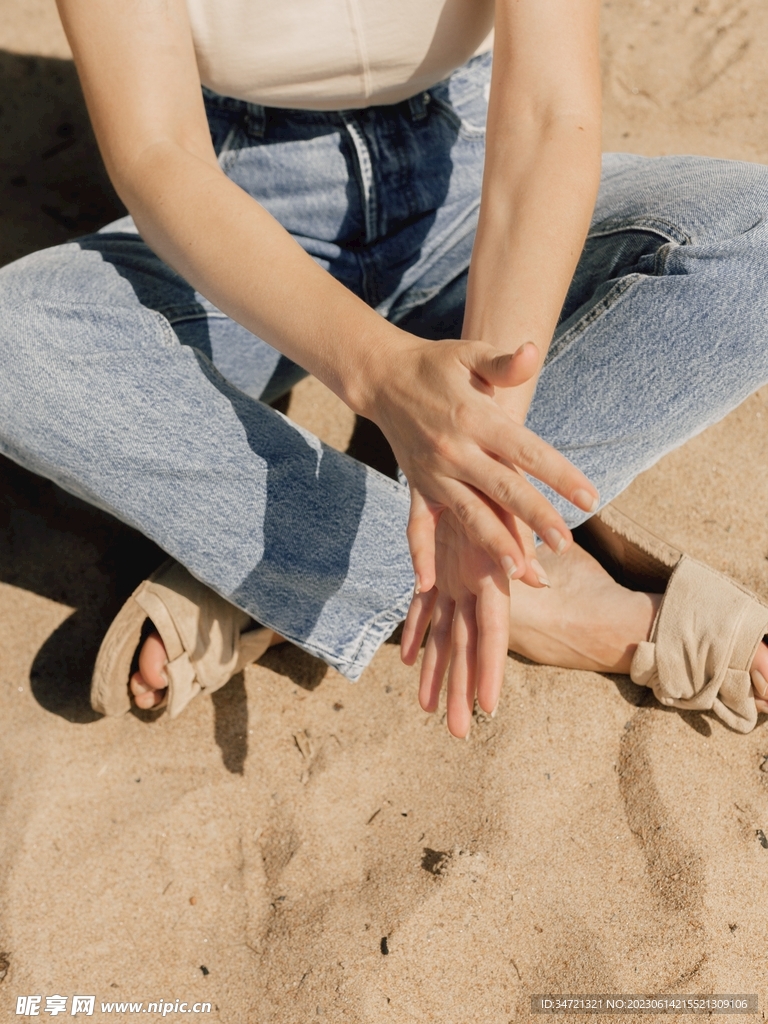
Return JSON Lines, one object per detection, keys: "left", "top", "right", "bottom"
{"left": 671, "top": 157, "right": 768, "bottom": 245}
{"left": 597, "top": 154, "right": 768, "bottom": 248}
{"left": 0, "top": 239, "right": 133, "bottom": 310}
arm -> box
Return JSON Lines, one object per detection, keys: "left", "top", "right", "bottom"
{"left": 402, "top": 0, "right": 603, "bottom": 736}
{"left": 465, "top": 0, "right": 602, "bottom": 417}
{"left": 56, "top": 0, "right": 597, "bottom": 586}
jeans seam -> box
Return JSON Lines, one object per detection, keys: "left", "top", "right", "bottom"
{"left": 341, "top": 114, "right": 378, "bottom": 245}
{"left": 653, "top": 239, "right": 681, "bottom": 277}
{"left": 217, "top": 125, "right": 247, "bottom": 173}
{"left": 547, "top": 273, "right": 643, "bottom": 367}
{"left": 166, "top": 310, "right": 228, "bottom": 326}
{"left": 375, "top": 196, "right": 479, "bottom": 320}
{"left": 588, "top": 218, "right": 692, "bottom": 246}
{"left": 304, "top": 590, "right": 412, "bottom": 680}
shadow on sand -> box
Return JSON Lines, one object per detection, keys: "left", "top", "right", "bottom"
{"left": 0, "top": 49, "right": 380, "bottom": 772}
{"left": 0, "top": 50, "right": 158, "bottom": 722}
{"left": 0, "top": 47, "right": 432, "bottom": 770}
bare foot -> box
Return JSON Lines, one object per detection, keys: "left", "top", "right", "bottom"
{"left": 751, "top": 642, "right": 768, "bottom": 714}
{"left": 129, "top": 631, "right": 169, "bottom": 710}
{"left": 508, "top": 542, "right": 768, "bottom": 711}
{"left": 129, "top": 626, "right": 283, "bottom": 710}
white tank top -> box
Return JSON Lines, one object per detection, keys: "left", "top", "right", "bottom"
{"left": 185, "top": 0, "right": 494, "bottom": 110}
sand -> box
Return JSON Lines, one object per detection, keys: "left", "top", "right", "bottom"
{"left": 1, "top": 2, "right": 768, "bottom": 1021}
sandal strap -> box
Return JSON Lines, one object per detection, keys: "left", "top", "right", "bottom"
{"left": 133, "top": 561, "right": 266, "bottom": 718}
{"left": 579, "top": 504, "right": 681, "bottom": 592}
{"left": 92, "top": 560, "right": 272, "bottom": 718}
{"left": 630, "top": 555, "right": 768, "bottom": 733}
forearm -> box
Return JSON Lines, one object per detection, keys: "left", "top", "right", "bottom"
{"left": 118, "top": 142, "right": 399, "bottom": 414}
{"left": 59, "top": 0, "right": 396, "bottom": 415}
{"left": 464, "top": 0, "right": 602, "bottom": 424}
{"left": 464, "top": 121, "right": 601, "bottom": 419}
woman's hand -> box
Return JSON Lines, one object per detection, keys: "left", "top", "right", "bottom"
{"left": 362, "top": 331, "right": 598, "bottom": 593}
{"left": 400, "top": 507, "right": 532, "bottom": 738}
{"left": 393, "top": 0, "right": 604, "bottom": 722}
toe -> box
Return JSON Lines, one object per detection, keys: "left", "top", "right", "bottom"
{"left": 129, "top": 629, "right": 168, "bottom": 709}
{"left": 137, "top": 630, "right": 169, "bottom": 689}
{"left": 750, "top": 639, "right": 768, "bottom": 711}
{"left": 130, "top": 671, "right": 165, "bottom": 709}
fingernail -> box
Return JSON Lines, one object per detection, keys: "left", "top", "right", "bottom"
{"left": 491, "top": 704, "right": 498, "bottom": 719}
{"left": 543, "top": 528, "right": 567, "bottom": 555}
{"left": 752, "top": 669, "right": 768, "bottom": 698}
{"left": 414, "top": 574, "right": 422, "bottom": 596}
{"left": 574, "top": 488, "right": 600, "bottom": 514}
{"left": 500, "top": 555, "right": 519, "bottom": 580}
{"left": 531, "top": 559, "right": 551, "bottom": 587}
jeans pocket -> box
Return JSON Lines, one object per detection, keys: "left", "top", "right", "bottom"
{"left": 430, "top": 52, "right": 490, "bottom": 140}
{"left": 430, "top": 95, "right": 486, "bottom": 140}
{"left": 217, "top": 125, "right": 252, "bottom": 174}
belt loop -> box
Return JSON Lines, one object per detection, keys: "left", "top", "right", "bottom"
{"left": 407, "top": 91, "right": 430, "bottom": 122}
{"left": 244, "top": 103, "right": 266, "bottom": 138}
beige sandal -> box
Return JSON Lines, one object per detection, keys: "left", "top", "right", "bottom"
{"left": 579, "top": 505, "right": 768, "bottom": 733}
{"left": 91, "top": 560, "right": 273, "bottom": 718}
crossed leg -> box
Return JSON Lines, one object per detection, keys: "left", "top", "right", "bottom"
{"left": 128, "top": 542, "right": 768, "bottom": 712}
{"left": 131, "top": 153, "right": 768, "bottom": 715}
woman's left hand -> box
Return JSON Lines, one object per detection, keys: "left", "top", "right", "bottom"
{"left": 400, "top": 507, "right": 541, "bottom": 737}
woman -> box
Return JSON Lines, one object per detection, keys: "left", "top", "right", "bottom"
{"left": 2, "top": 0, "right": 768, "bottom": 736}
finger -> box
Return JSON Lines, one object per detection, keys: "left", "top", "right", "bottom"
{"left": 406, "top": 488, "right": 440, "bottom": 593}
{"left": 474, "top": 580, "right": 511, "bottom": 716}
{"left": 401, "top": 587, "right": 438, "bottom": 666}
{"left": 458, "top": 457, "right": 574, "bottom": 556}
{"left": 462, "top": 341, "right": 540, "bottom": 391}
{"left": 478, "top": 414, "right": 599, "bottom": 515}
{"left": 419, "top": 595, "right": 455, "bottom": 713}
{"left": 440, "top": 478, "right": 545, "bottom": 583}
{"left": 445, "top": 595, "right": 477, "bottom": 738}
{"left": 506, "top": 517, "right": 551, "bottom": 588}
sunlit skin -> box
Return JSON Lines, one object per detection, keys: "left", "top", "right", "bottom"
{"left": 58, "top": 0, "right": 603, "bottom": 730}
{"left": 131, "top": 559, "right": 768, "bottom": 727}
{"left": 400, "top": 523, "right": 768, "bottom": 738}
{"left": 55, "top": 0, "right": 764, "bottom": 730}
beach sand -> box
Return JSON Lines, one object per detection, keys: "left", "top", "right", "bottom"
{"left": 1, "top": 2, "right": 768, "bottom": 1021}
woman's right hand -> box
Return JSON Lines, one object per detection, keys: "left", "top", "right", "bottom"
{"left": 360, "top": 331, "right": 599, "bottom": 592}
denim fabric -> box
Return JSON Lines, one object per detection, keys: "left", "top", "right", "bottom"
{"left": 1, "top": 50, "right": 767, "bottom": 679}
{"left": 532, "top": 152, "right": 768, "bottom": 523}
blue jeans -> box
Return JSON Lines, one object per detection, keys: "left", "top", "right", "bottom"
{"left": 1, "top": 52, "right": 768, "bottom": 680}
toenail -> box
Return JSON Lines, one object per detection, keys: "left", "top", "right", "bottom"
{"left": 752, "top": 669, "right": 768, "bottom": 698}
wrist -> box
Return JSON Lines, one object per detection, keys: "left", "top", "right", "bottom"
{"left": 495, "top": 385, "right": 533, "bottom": 426}
{"left": 336, "top": 322, "right": 409, "bottom": 420}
